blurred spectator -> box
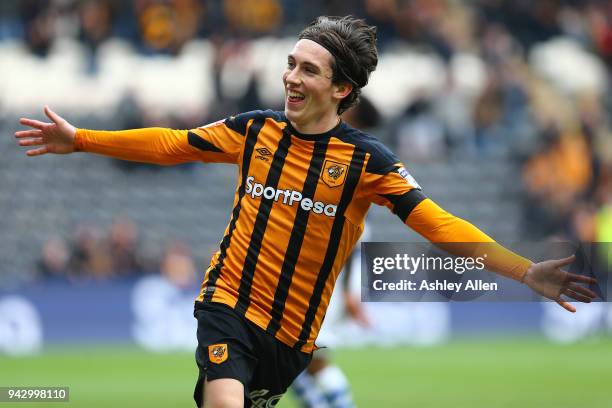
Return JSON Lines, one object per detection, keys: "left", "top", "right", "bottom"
{"left": 223, "top": 0, "right": 283, "bottom": 37}
{"left": 472, "top": 72, "right": 505, "bottom": 153}
{"left": 68, "top": 224, "right": 112, "bottom": 280}
{"left": 362, "top": 0, "right": 399, "bottom": 50}
{"left": 19, "top": 0, "right": 57, "bottom": 57}
{"left": 37, "top": 236, "right": 70, "bottom": 280}
{"left": 391, "top": 96, "right": 447, "bottom": 163}
{"left": 160, "top": 240, "right": 196, "bottom": 288}
{"left": 342, "top": 95, "right": 381, "bottom": 131}
{"left": 522, "top": 128, "right": 593, "bottom": 237}
{"left": 388, "top": 0, "right": 474, "bottom": 60}
{"left": 476, "top": 0, "right": 562, "bottom": 50}
{"left": 209, "top": 37, "right": 242, "bottom": 111}
{"left": 115, "top": 91, "right": 145, "bottom": 130}
{"left": 567, "top": 202, "right": 598, "bottom": 242}
{"left": 78, "top": 0, "right": 114, "bottom": 50}
{"left": 433, "top": 71, "right": 475, "bottom": 154}
{"left": 77, "top": 0, "right": 116, "bottom": 71}
{"left": 584, "top": 1, "right": 612, "bottom": 67}
{"left": 134, "top": 0, "right": 203, "bottom": 54}
{"left": 108, "top": 216, "right": 144, "bottom": 276}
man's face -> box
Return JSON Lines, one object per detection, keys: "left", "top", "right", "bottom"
{"left": 283, "top": 39, "right": 349, "bottom": 132}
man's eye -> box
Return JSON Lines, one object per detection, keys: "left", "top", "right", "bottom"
{"left": 287, "top": 61, "right": 295, "bottom": 69}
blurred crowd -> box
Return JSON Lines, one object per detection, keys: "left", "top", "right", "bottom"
{"left": 3, "top": 0, "right": 612, "bottom": 280}
{"left": 37, "top": 215, "right": 198, "bottom": 284}
{"left": 1, "top": 1, "right": 610, "bottom": 57}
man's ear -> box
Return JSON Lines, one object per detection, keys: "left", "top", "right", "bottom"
{"left": 333, "top": 82, "right": 353, "bottom": 100}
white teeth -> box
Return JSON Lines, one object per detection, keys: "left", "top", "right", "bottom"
{"left": 288, "top": 91, "right": 304, "bottom": 99}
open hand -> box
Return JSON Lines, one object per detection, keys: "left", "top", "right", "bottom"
{"left": 15, "top": 106, "right": 77, "bottom": 156}
{"left": 523, "top": 255, "right": 598, "bottom": 313}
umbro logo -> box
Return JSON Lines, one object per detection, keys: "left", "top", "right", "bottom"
{"left": 255, "top": 147, "right": 272, "bottom": 162}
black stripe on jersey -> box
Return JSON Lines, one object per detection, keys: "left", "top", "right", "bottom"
{"left": 381, "top": 189, "right": 427, "bottom": 222}
{"left": 295, "top": 148, "right": 366, "bottom": 350}
{"left": 225, "top": 110, "right": 280, "bottom": 136}
{"left": 203, "top": 117, "right": 264, "bottom": 302}
{"left": 266, "top": 138, "right": 329, "bottom": 336}
{"left": 224, "top": 112, "right": 254, "bottom": 135}
{"left": 337, "top": 126, "right": 399, "bottom": 175}
{"left": 188, "top": 131, "right": 223, "bottom": 153}
{"left": 234, "top": 129, "right": 292, "bottom": 316}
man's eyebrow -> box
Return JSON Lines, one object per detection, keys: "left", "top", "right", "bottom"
{"left": 302, "top": 61, "right": 321, "bottom": 71}
{"left": 287, "top": 54, "right": 322, "bottom": 71}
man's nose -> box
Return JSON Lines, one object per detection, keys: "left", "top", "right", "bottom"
{"left": 285, "top": 68, "right": 301, "bottom": 85}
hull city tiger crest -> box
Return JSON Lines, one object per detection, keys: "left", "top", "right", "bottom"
{"left": 208, "top": 343, "right": 228, "bottom": 364}
{"left": 321, "top": 160, "right": 348, "bottom": 188}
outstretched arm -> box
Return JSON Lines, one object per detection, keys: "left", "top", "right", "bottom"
{"left": 405, "top": 196, "right": 598, "bottom": 312}
{"left": 16, "top": 107, "right": 245, "bottom": 165}
{"left": 362, "top": 154, "right": 598, "bottom": 312}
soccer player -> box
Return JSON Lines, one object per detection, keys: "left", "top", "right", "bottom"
{"left": 15, "top": 16, "right": 598, "bottom": 408}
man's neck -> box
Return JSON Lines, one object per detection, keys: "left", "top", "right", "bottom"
{"left": 289, "top": 115, "right": 341, "bottom": 135}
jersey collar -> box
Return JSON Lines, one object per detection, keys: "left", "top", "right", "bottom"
{"left": 282, "top": 114, "right": 346, "bottom": 141}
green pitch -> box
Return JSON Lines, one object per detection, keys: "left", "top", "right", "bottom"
{"left": 1, "top": 338, "right": 610, "bottom": 408}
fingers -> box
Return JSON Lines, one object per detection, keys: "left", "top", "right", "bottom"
{"left": 557, "top": 300, "right": 576, "bottom": 313}
{"left": 19, "top": 118, "right": 48, "bottom": 130}
{"left": 18, "top": 137, "right": 44, "bottom": 147}
{"left": 562, "top": 288, "right": 592, "bottom": 303}
{"left": 15, "top": 129, "right": 42, "bottom": 138}
{"left": 44, "top": 105, "right": 62, "bottom": 124}
{"left": 568, "top": 273, "right": 597, "bottom": 285}
{"left": 26, "top": 146, "right": 49, "bottom": 156}
{"left": 553, "top": 254, "right": 576, "bottom": 268}
{"left": 19, "top": 106, "right": 63, "bottom": 129}
{"left": 567, "top": 282, "right": 598, "bottom": 299}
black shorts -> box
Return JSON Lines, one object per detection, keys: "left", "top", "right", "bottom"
{"left": 193, "top": 301, "right": 312, "bottom": 407}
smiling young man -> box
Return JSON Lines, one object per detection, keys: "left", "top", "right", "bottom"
{"left": 15, "top": 16, "right": 597, "bottom": 408}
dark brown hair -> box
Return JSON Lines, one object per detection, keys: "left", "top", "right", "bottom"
{"left": 298, "top": 16, "right": 378, "bottom": 114}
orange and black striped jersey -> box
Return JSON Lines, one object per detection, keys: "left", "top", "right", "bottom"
{"left": 76, "top": 109, "right": 532, "bottom": 353}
